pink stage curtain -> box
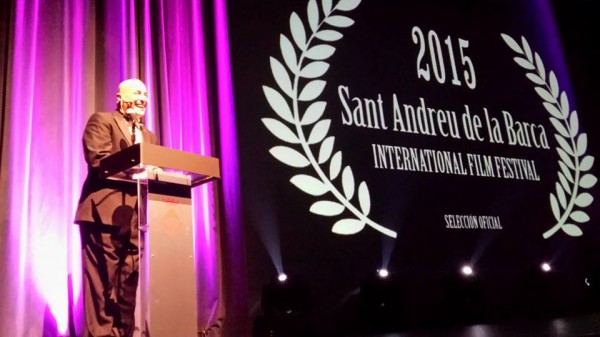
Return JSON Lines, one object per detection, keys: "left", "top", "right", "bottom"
{"left": 0, "top": 0, "right": 245, "bottom": 336}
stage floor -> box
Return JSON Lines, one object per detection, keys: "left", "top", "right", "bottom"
{"left": 354, "top": 312, "right": 600, "bottom": 337}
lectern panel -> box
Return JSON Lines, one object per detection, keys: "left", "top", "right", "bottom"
{"left": 137, "top": 191, "right": 198, "bottom": 336}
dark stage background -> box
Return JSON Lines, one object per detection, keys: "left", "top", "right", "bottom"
{"left": 227, "top": 0, "right": 600, "bottom": 335}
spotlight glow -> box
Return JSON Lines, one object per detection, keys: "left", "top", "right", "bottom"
{"left": 277, "top": 273, "right": 288, "bottom": 282}
{"left": 377, "top": 269, "right": 389, "bottom": 278}
{"left": 541, "top": 262, "right": 552, "bottom": 272}
{"left": 461, "top": 265, "right": 474, "bottom": 277}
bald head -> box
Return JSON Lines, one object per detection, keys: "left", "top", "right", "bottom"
{"left": 117, "top": 79, "right": 148, "bottom": 116}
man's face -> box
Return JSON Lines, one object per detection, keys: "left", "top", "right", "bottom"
{"left": 117, "top": 79, "right": 148, "bottom": 116}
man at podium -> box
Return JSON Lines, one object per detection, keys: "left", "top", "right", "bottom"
{"left": 74, "top": 79, "right": 159, "bottom": 337}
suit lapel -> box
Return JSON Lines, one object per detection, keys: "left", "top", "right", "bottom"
{"left": 113, "top": 111, "right": 133, "bottom": 147}
{"left": 141, "top": 128, "right": 154, "bottom": 144}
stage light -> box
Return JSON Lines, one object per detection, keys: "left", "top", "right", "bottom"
{"left": 255, "top": 274, "right": 314, "bottom": 337}
{"left": 261, "top": 274, "right": 311, "bottom": 319}
{"left": 584, "top": 269, "right": 600, "bottom": 289}
{"left": 441, "top": 267, "right": 483, "bottom": 325}
{"left": 583, "top": 268, "right": 600, "bottom": 311}
{"left": 359, "top": 269, "right": 403, "bottom": 330}
{"left": 461, "top": 265, "right": 474, "bottom": 277}
{"left": 541, "top": 262, "right": 552, "bottom": 272}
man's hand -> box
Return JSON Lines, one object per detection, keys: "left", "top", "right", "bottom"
{"left": 145, "top": 165, "right": 163, "bottom": 173}
{"left": 126, "top": 165, "right": 163, "bottom": 180}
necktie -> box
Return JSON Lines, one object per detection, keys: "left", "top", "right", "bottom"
{"left": 131, "top": 122, "right": 142, "bottom": 144}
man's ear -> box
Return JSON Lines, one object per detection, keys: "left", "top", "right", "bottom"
{"left": 116, "top": 93, "right": 122, "bottom": 103}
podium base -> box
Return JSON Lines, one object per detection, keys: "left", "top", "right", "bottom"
{"left": 134, "top": 185, "right": 198, "bottom": 336}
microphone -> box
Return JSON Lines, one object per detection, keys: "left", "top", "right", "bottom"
{"left": 125, "top": 108, "right": 143, "bottom": 126}
{"left": 124, "top": 109, "right": 139, "bottom": 144}
{"left": 125, "top": 108, "right": 137, "bottom": 120}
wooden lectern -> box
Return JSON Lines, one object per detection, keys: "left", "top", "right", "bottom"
{"left": 99, "top": 143, "right": 220, "bottom": 337}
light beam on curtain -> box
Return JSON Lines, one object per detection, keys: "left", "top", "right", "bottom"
{"left": 99, "top": 0, "right": 140, "bottom": 103}
{"left": 143, "top": 0, "right": 222, "bottom": 333}
{"left": 7, "top": 0, "right": 90, "bottom": 335}
{"left": 215, "top": 0, "right": 249, "bottom": 335}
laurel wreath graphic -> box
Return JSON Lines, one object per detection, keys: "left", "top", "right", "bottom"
{"left": 262, "top": 0, "right": 397, "bottom": 238}
{"left": 501, "top": 34, "right": 597, "bottom": 238}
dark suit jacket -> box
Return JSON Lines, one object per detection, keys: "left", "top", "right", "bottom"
{"left": 74, "top": 111, "right": 159, "bottom": 225}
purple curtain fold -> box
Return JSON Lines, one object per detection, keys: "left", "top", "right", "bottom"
{"left": 3, "top": 0, "right": 92, "bottom": 334}
{"left": 0, "top": 0, "right": 241, "bottom": 335}
{"left": 144, "top": 0, "right": 223, "bottom": 333}
{"left": 214, "top": 0, "right": 249, "bottom": 335}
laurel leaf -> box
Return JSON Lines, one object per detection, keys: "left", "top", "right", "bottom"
{"left": 526, "top": 73, "right": 545, "bottom": 85}
{"left": 555, "top": 135, "right": 573, "bottom": 156}
{"left": 318, "top": 136, "right": 335, "bottom": 163}
{"left": 330, "top": 151, "right": 342, "bottom": 179}
{"left": 534, "top": 53, "right": 546, "bottom": 80}
{"left": 559, "top": 91, "right": 569, "bottom": 118}
{"left": 548, "top": 71, "right": 559, "bottom": 98}
{"left": 300, "top": 61, "right": 330, "bottom": 78}
{"left": 336, "top": 0, "right": 361, "bottom": 11}
{"left": 556, "top": 182, "right": 567, "bottom": 209}
{"left": 307, "top": 119, "right": 331, "bottom": 144}
{"left": 521, "top": 36, "right": 533, "bottom": 61}
{"left": 358, "top": 182, "right": 371, "bottom": 215}
{"left": 575, "top": 193, "right": 593, "bottom": 208}
{"left": 263, "top": 86, "right": 294, "bottom": 123}
{"left": 322, "top": 0, "right": 332, "bottom": 15}
{"left": 307, "top": 0, "right": 319, "bottom": 33}
{"left": 570, "top": 210, "right": 590, "bottom": 223}
{"left": 262, "top": 118, "right": 300, "bottom": 144}
{"left": 310, "top": 200, "right": 344, "bottom": 216}
{"left": 550, "top": 193, "right": 560, "bottom": 221}
{"left": 514, "top": 57, "right": 534, "bottom": 70}
{"left": 562, "top": 224, "right": 583, "bottom": 237}
{"left": 306, "top": 44, "right": 336, "bottom": 60}
{"left": 558, "top": 172, "right": 571, "bottom": 194}
{"left": 549, "top": 117, "right": 570, "bottom": 138}
{"left": 262, "top": 1, "right": 394, "bottom": 239}
{"left": 290, "top": 12, "right": 306, "bottom": 49}
{"left": 576, "top": 133, "right": 587, "bottom": 156}
{"left": 301, "top": 101, "right": 327, "bottom": 125}
{"left": 535, "top": 87, "right": 556, "bottom": 104}
{"left": 501, "top": 34, "right": 523, "bottom": 54}
{"left": 579, "top": 155, "right": 594, "bottom": 172}
{"left": 579, "top": 174, "right": 598, "bottom": 189}
{"left": 331, "top": 218, "right": 365, "bottom": 235}
{"left": 291, "top": 174, "right": 328, "bottom": 196}
{"left": 543, "top": 102, "right": 563, "bottom": 119}
{"left": 569, "top": 110, "right": 579, "bottom": 136}
{"left": 299, "top": 80, "right": 326, "bottom": 101}
{"left": 270, "top": 146, "right": 310, "bottom": 168}
{"left": 341, "top": 166, "right": 355, "bottom": 199}
{"left": 325, "top": 15, "right": 355, "bottom": 28}
{"left": 270, "top": 57, "right": 293, "bottom": 97}
{"left": 316, "top": 30, "right": 343, "bottom": 42}
{"left": 280, "top": 34, "right": 298, "bottom": 72}
{"left": 556, "top": 148, "right": 575, "bottom": 170}
{"left": 559, "top": 162, "right": 574, "bottom": 182}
